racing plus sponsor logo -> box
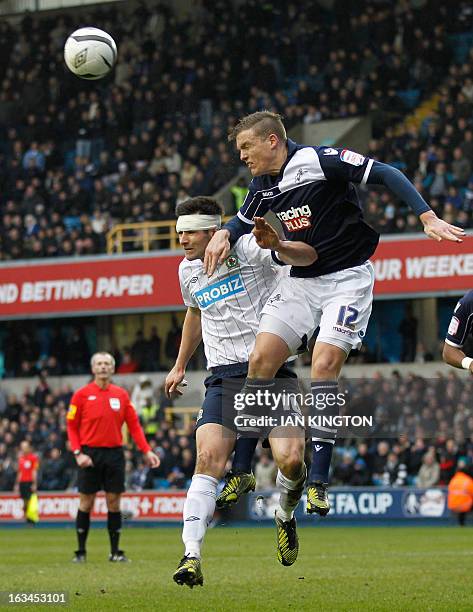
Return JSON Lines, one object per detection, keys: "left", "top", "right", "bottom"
{"left": 275, "top": 204, "right": 312, "bottom": 232}
{"left": 194, "top": 273, "right": 245, "bottom": 309}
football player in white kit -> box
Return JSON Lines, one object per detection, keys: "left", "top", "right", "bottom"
{"left": 204, "top": 111, "right": 465, "bottom": 517}
{"left": 167, "top": 197, "right": 317, "bottom": 587}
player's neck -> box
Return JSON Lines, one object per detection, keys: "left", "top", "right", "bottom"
{"left": 269, "top": 147, "right": 288, "bottom": 176}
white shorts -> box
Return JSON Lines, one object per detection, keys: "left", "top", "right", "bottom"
{"left": 259, "top": 261, "right": 375, "bottom": 355}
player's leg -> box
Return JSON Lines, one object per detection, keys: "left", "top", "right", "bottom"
{"left": 175, "top": 423, "right": 235, "bottom": 587}
{"left": 216, "top": 435, "right": 258, "bottom": 509}
{"left": 306, "top": 341, "right": 347, "bottom": 515}
{"left": 307, "top": 262, "right": 375, "bottom": 515}
{"left": 175, "top": 376, "right": 237, "bottom": 588}
{"left": 104, "top": 448, "right": 128, "bottom": 562}
{"left": 269, "top": 430, "right": 306, "bottom": 566}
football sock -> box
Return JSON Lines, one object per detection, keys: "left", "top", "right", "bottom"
{"left": 232, "top": 437, "right": 258, "bottom": 473}
{"left": 107, "top": 511, "right": 122, "bottom": 554}
{"left": 309, "top": 381, "right": 338, "bottom": 482}
{"left": 76, "top": 509, "right": 90, "bottom": 553}
{"left": 182, "top": 474, "right": 218, "bottom": 559}
{"left": 276, "top": 464, "right": 306, "bottom": 522}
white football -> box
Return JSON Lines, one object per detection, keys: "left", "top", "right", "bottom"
{"left": 64, "top": 27, "right": 117, "bottom": 80}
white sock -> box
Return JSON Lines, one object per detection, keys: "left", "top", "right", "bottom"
{"left": 182, "top": 474, "right": 218, "bottom": 559}
{"left": 276, "top": 465, "right": 306, "bottom": 522}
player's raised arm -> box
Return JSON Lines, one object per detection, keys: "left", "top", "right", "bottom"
{"left": 165, "top": 306, "right": 202, "bottom": 398}
{"left": 252, "top": 217, "right": 317, "bottom": 266}
{"left": 319, "top": 149, "right": 465, "bottom": 243}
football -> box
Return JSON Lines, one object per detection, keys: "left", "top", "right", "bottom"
{"left": 64, "top": 27, "right": 117, "bottom": 80}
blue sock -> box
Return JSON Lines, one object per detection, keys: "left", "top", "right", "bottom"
{"left": 232, "top": 437, "right": 258, "bottom": 473}
{"left": 309, "top": 381, "right": 338, "bottom": 483}
{"left": 309, "top": 440, "right": 334, "bottom": 482}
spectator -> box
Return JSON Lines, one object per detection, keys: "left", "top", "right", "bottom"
{"left": 116, "top": 349, "right": 139, "bottom": 374}
{"left": 417, "top": 451, "right": 440, "bottom": 488}
{"left": 254, "top": 452, "right": 277, "bottom": 490}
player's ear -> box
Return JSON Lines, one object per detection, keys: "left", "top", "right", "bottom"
{"left": 268, "top": 133, "right": 279, "bottom": 149}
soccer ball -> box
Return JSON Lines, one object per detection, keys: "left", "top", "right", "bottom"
{"left": 64, "top": 27, "right": 117, "bottom": 80}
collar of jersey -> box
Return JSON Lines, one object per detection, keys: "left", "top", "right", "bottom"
{"left": 91, "top": 381, "right": 110, "bottom": 392}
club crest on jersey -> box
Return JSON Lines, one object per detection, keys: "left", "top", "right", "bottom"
{"left": 340, "top": 149, "right": 365, "bottom": 166}
{"left": 109, "top": 398, "right": 121, "bottom": 411}
{"left": 225, "top": 255, "right": 239, "bottom": 269}
{"left": 275, "top": 204, "right": 312, "bottom": 232}
{"left": 295, "top": 168, "right": 309, "bottom": 183}
{"left": 448, "top": 316, "right": 459, "bottom": 335}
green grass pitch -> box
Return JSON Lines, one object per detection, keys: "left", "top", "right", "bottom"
{"left": 1, "top": 525, "right": 473, "bottom": 611}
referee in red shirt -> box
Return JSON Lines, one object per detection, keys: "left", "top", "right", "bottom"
{"left": 67, "top": 351, "right": 160, "bottom": 562}
{"left": 15, "top": 440, "right": 39, "bottom": 523}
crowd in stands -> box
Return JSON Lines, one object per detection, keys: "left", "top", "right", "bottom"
{"left": 1, "top": 370, "right": 473, "bottom": 492}
{"left": 0, "top": 315, "right": 201, "bottom": 378}
{"left": 0, "top": 1, "right": 472, "bottom": 260}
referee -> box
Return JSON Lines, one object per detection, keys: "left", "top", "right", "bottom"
{"left": 66, "top": 352, "right": 160, "bottom": 562}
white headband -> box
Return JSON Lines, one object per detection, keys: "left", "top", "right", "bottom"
{"left": 176, "top": 214, "right": 221, "bottom": 232}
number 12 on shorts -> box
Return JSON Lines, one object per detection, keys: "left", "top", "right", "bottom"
{"left": 336, "top": 305, "right": 359, "bottom": 330}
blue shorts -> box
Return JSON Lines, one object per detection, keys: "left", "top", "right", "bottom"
{"left": 196, "top": 362, "right": 298, "bottom": 431}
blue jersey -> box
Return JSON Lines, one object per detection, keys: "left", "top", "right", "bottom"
{"left": 445, "top": 290, "right": 473, "bottom": 348}
{"left": 237, "top": 139, "right": 379, "bottom": 277}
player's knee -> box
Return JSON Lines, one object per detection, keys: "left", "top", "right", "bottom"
{"left": 312, "top": 351, "right": 344, "bottom": 379}
{"left": 277, "top": 450, "right": 304, "bottom": 480}
{"left": 249, "top": 347, "right": 276, "bottom": 378}
{"left": 195, "top": 447, "right": 225, "bottom": 477}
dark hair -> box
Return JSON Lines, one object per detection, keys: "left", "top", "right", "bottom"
{"left": 228, "top": 110, "right": 287, "bottom": 142}
{"left": 175, "top": 196, "right": 223, "bottom": 217}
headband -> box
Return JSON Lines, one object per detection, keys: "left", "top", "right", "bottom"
{"left": 176, "top": 214, "right": 222, "bottom": 232}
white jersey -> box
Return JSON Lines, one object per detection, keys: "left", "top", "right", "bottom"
{"left": 179, "top": 234, "right": 287, "bottom": 369}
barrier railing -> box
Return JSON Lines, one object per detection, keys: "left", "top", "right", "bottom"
{"left": 107, "top": 217, "right": 231, "bottom": 253}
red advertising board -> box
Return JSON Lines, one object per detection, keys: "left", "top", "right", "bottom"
{"left": 0, "top": 491, "right": 186, "bottom": 522}
{"left": 0, "top": 253, "right": 183, "bottom": 318}
{"left": 0, "top": 235, "right": 472, "bottom": 318}
{"left": 371, "top": 234, "right": 473, "bottom": 296}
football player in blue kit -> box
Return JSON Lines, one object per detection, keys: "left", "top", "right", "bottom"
{"left": 443, "top": 290, "right": 473, "bottom": 373}
{"left": 204, "top": 111, "right": 465, "bottom": 515}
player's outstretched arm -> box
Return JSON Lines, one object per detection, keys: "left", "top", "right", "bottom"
{"left": 442, "top": 342, "right": 473, "bottom": 373}
{"left": 367, "top": 162, "right": 465, "bottom": 243}
{"left": 420, "top": 210, "right": 465, "bottom": 243}
{"left": 165, "top": 307, "right": 202, "bottom": 398}
{"left": 203, "top": 228, "right": 231, "bottom": 276}
{"left": 252, "top": 217, "right": 317, "bottom": 266}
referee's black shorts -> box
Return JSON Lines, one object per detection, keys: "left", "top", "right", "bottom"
{"left": 78, "top": 446, "right": 125, "bottom": 494}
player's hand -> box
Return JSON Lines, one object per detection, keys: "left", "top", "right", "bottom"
{"left": 76, "top": 453, "right": 93, "bottom": 468}
{"left": 13, "top": 483, "right": 19, "bottom": 494}
{"left": 31, "top": 483, "right": 37, "bottom": 493}
{"left": 144, "top": 450, "right": 161, "bottom": 468}
{"left": 165, "top": 365, "right": 186, "bottom": 398}
{"left": 204, "top": 229, "right": 231, "bottom": 276}
{"left": 420, "top": 211, "right": 465, "bottom": 243}
{"left": 252, "top": 217, "right": 281, "bottom": 250}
